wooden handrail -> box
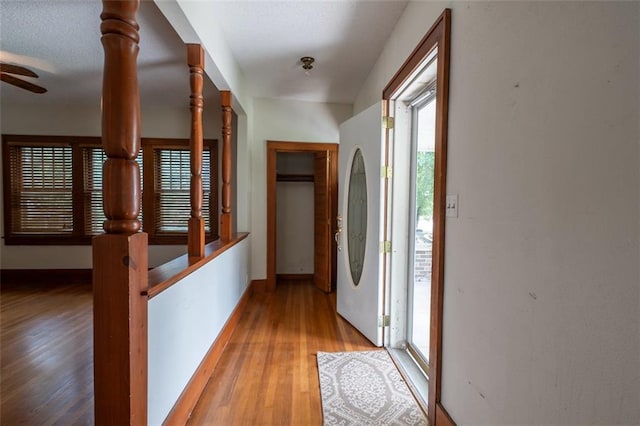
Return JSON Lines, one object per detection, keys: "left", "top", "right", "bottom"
{"left": 187, "top": 43, "right": 205, "bottom": 261}
{"left": 146, "top": 233, "right": 249, "bottom": 298}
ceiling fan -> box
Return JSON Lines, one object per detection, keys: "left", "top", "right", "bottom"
{"left": 0, "top": 62, "right": 47, "bottom": 94}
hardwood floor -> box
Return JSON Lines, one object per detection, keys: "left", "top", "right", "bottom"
{"left": 1, "top": 282, "right": 94, "bottom": 425}
{"left": 1, "top": 279, "right": 373, "bottom": 425}
{"left": 187, "top": 280, "right": 375, "bottom": 425}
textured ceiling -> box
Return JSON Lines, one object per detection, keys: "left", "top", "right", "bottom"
{"left": 0, "top": 0, "right": 408, "bottom": 108}
{"left": 207, "top": 1, "right": 408, "bottom": 103}
{"left": 0, "top": 0, "right": 211, "bottom": 109}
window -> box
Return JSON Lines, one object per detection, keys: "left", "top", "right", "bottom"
{"left": 2, "top": 135, "right": 218, "bottom": 245}
{"left": 143, "top": 139, "right": 217, "bottom": 242}
{"left": 7, "top": 142, "right": 73, "bottom": 235}
{"left": 82, "top": 145, "right": 144, "bottom": 236}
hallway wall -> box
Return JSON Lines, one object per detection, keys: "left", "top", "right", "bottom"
{"left": 356, "top": 2, "right": 640, "bottom": 423}
{"left": 148, "top": 236, "right": 250, "bottom": 424}
{"left": 249, "top": 97, "right": 352, "bottom": 280}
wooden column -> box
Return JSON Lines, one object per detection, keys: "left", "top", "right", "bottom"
{"left": 93, "top": 1, "right": 148, "bottom": 424}
{"left": 220, "top": 91, "right": 233, "bottom": 241}
{"left": 187, "top": 44, "right": 205, "bottom": 260}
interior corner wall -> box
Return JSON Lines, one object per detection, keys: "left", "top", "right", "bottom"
{"left": 235, "top": 111, "right": 252, "bottom": 233}
{"left": 249, "top": 97, "right": 352, "bottom": 280}
{"left": 157, "top": 0, "right": 254, "bottom": 238}
{"left": 0, "top": 101, "right": 221, "bottom": 269}
{"left": 173, "top": 0, "right": 251, "bottom": 110}
{"left": 356, "top": 1, "right": 640, "bottom": 424}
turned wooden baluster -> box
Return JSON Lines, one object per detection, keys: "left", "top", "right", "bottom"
{"left": 93, "top": 0, "right": 148, "bottom": 424}
{"left": 220, "top": 91, "right": 233, "bottom": 241}
{"left": 187, "top": 44, "right": 205, "bottom": 260}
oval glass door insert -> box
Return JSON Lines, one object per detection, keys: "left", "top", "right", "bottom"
{"left": 347, "top": 148, "right": 367, "bottom": 286}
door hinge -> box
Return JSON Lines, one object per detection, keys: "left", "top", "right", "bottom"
{"left": 379, "top": 240, "right": 392, "bottom": 253}
{"left": 381, "top": 166, "right": 393, "bottom": 179}
{"left": 378, "top": 315, "right": 391, "bottom": 327}
{"left": 383, "top": 116, "right": 394, "bottom": 129}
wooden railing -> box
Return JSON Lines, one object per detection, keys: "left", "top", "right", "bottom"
{"left": 93, "top": 1, "right": 148, "bottom": 424}
{"left": 220, "top": 91, "right": 233, "bottom": 241}
{"left": 146, "top": 233, "right": 248, "bottom": 298}
{"left": 187, "top": 43, "right": 205, "bottom": 262}
{"left": 93, "top": 1, "right": 239, "bottom": 423}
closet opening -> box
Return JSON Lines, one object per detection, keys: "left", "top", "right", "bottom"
{"left": 266, "top": 141, "right": 339, "bottom": 293}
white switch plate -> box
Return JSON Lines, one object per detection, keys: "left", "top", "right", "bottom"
{"left": 446, "top": 194, "right": 458, "bottom": 218}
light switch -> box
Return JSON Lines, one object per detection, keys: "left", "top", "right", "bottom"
{"left": 446, "top": 194, "right": 458, "bottom": 218}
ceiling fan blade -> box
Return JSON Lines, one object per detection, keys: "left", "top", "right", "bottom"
{"left": 0, "top": 73, "right": 47, "bottom": 94}
{"left": 0, "top": 63, "right": 39, "bottom": 78}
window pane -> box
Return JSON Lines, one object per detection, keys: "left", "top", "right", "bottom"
{"left": 409, "top": 92, "right": 437, "bottom": 366}
{"left": 83, "top": 147, "right": 143, "bottom": 235}
{"left": 154, "top": 148, "right": 211, "bottom": 234}
{"left": 83, "top": 148, "right": 106, "bottom": 235}
{"left": 202, "top": 149, "right": 211, "bottom": 232}
{"left": 9, "top": 144, "right": 73, "bottom": 234}
{"left": 347, "top": 148, "right": 367, "bottom": 286}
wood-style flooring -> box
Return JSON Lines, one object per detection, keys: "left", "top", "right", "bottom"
{"left": 188, "top": 280, "right": 375, "bottom": 425}
{"left": 0, "top": 279, "right": 374, "bottom": 425}
{"left": 1, "top": 282, "right": 94, "bottom": 425}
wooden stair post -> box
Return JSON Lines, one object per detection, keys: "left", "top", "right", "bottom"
{"left": 187, "top": 43, "right": 205, "bottom": 261}
{"left": 220, "top": 91, "right": 233, "bottom": 241}
{"left": 93, "top": 1, "right": 148, "bottom": 424}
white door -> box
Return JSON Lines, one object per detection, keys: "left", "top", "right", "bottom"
{"left": 336, "top": 102, "right": 386, "bottom": 346}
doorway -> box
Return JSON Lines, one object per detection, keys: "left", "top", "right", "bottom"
{"left": 383, "top": 10, "right": 451, "bottom": 422}
{"left": 266, "top": 141, "right": 339, "bottom": 292}
{"left": 334, "top": 10, "right": 451, "bottom": 424}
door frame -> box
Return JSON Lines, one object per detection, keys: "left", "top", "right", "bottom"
{"left": 383, "top": 9, "right": 451, "bottom": 424}
{"left": 266, "top": 141, "right": 339, "bottom": 292}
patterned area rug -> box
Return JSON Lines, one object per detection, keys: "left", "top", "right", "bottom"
{"left": 317, "top": 350, "right": 427, "bottom": 425}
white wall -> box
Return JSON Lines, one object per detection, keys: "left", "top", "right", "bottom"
{"left": 175, "top": 0, "right": 251, "bottom": 111}
{"left": 157, "top": 0, "right": 254, "bottom": 237}
{"left": 153, "top": 5, "right": 353, "bottom": 281}
{"left": 356, "top": 1, "right": 640, "bottom": 424}
{"left": 148, "top": 236, "right": 250, "bottom": 425}
{"left": 249, "top": 97, "right": 352, "bottom": 279}
{"left": 0, "top": 102, "right": 220, "bottom": 269}
{"left": 276, "top": 152, "right": 315, "bottom": 274}
{"left": 276, "top": 182, "right": 314, "bottom": 274}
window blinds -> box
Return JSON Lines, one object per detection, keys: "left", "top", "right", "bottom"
{"left": 83, "top": 147, "right": 143, "bottom": 235}
{"left": 8, "top": 143, "right": 73, "bottom": 234}
{"left": 153, "top": 148, "right": 211, "bottom": 234}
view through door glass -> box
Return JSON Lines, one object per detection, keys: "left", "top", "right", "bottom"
{"left": 383, "top": 11, "right": 451, "bottom": 418}
{"left": 408, "top": 83, "right": 437, "bottom": 370}
{"left": 347, "top": 148, "right": 367, "bottom": 286}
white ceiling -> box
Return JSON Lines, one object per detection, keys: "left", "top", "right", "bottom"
{"left": 206, "top": 1, "right": 408, "bottom": 103}
{"left": 0, "top": 0, "right": 207, "bottom": 109}
{"left": 0, "top": 0, "right": 408, "bottom": 109}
